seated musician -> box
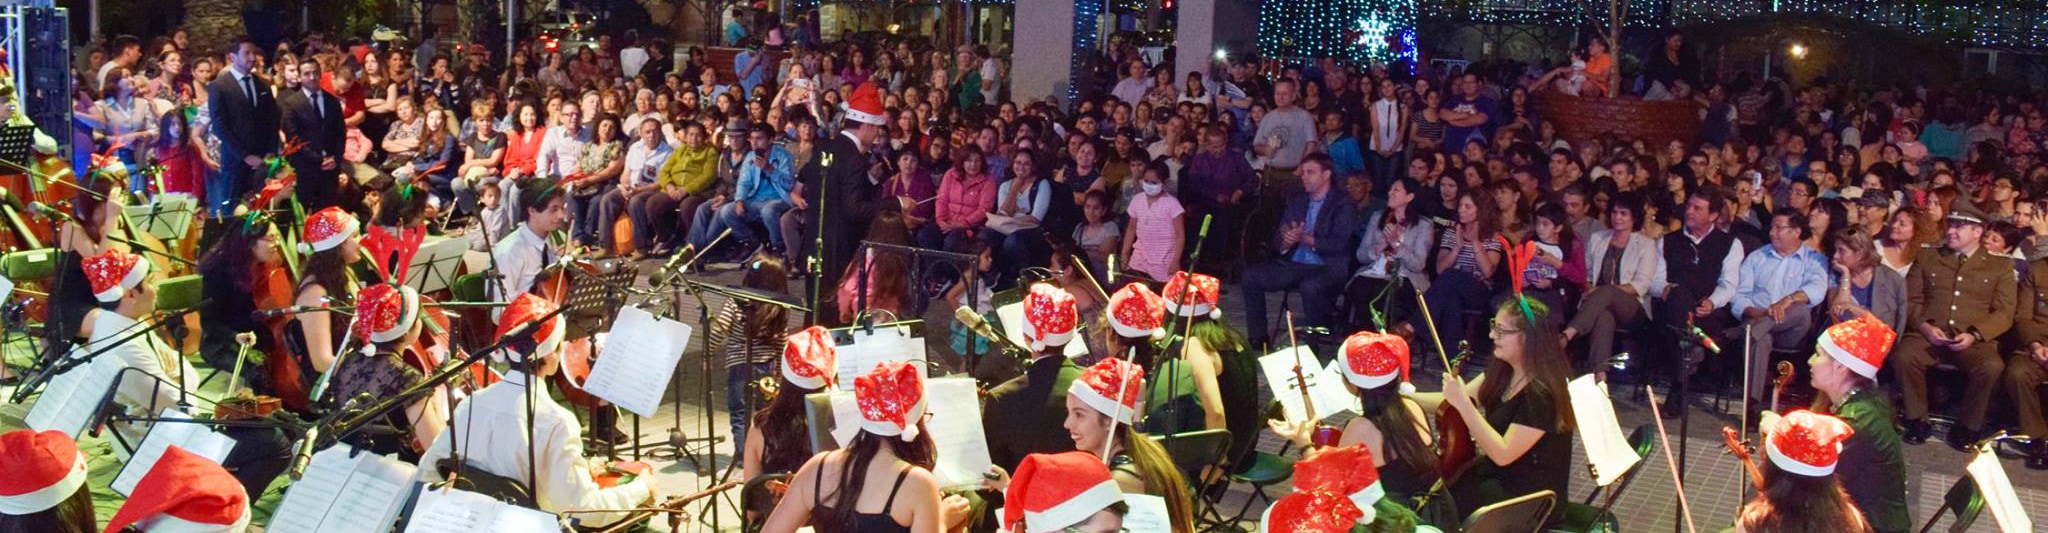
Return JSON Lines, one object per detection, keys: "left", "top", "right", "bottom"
{"left": 761, "top": 361, "right": 962, "bottom": 533}
{"left": 1058, "top": 357, "right": 1195, "bottom": 532}
{"left": 196, "top": 215, "right": 288, "bottom": 397}
{"left": 1150, "top": 272, "right": 1239, "bottom": 449}
{"left": 743, "top": 324, "right": 835, "bottom": 482}
{"left": 1260, "top": 445, "right": 1425, "bottom": 533}
{"left": 102, "top": 447, "right": 253, "bottom": 533}
{"left": 998, "top": 452, "right": 1129, "bottom": 533}
{"left": 416, "top": 293, "right": 658, "bottom": 528}
{"left": 1735, "top": 410, "right": 1874, "bottom": 533}
{"left": 1419, "top": 297, "right": 1574, "bottom": 522}
{"left": 1270, "top": 331, "right": 1437, "bottom": 500}
{"left": 41, "top": 171, "right": 123, "bottom": 366}
{"left": 76, "top": 249, "right": 289, "bottom": 499}
{"left": 983, "top": 283, "right": 1083, "bottom": 471}
{"left": 290, "top": 207, "right": 362, "bottom": 378}
{"left": 1798, "top": 314, "right": 1910, "bottom": 533}
{"left": 1098, "top": 282, "right": 1164, "bottom": 369}
{"left": 490, "top": 177, "right": 568, "bottom": 302}
{"left": 327, "top": 283, "right": 449, "bottom": 459}
{"left": 0, "top": 430, "right": 97, "bottom": 533}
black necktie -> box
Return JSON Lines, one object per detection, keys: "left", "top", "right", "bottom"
{"left": 244, "top": 76, "right": 258, "bottom": 109}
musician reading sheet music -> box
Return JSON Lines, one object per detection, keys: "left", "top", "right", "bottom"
{"left": 415, "top": 294, "right": 656, "bottom": 528}
{"left": 488, "top": 179, "right": 567, "bottom": 304}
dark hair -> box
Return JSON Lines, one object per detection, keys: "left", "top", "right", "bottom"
{"left": 741, "top": 253, "right": 790, "bottom": 341}
{"left": 1453, "top": 189, "right": 1500, "bottom": 239}
{"left": 518, "top": 177, "right": 564, "bottom": 217}
{"left": 1533, "top": 203, "right": 1575, "bottom": 250}
{"left": 752, "top": 369, "right": 817, "bottom": 475}
{"left": 1988, "top": 220, "right": 2030, "bottom": 252}
{"left": 0, "top": 481, "right": 95, "bottom": 533}
{"left": 1477, "top": 297, "right": 1575, "bottom": 432}
{"left": 819, "top": 426, "right": 937, "bottom": 529}
{"left": 1384, "top": 177, "right": 1423, "bottom": 227}
{"left": 70, "top": 175, "right": 121, "bottom": 243}
{"left": 198, "top": 218, "right": 269, "bottom": 296}
{"left": 1772, "top": 206, "right": 1813, "bottom": 241}
{"left": 1358, "top": 385, "right": 1438, "bottom": 485}
{"left": 300, "top": 244, "right": 354, "bottom": 296}
{"left": 1736, "top": 460, "right": 1874, "bottom": 533}
{"left": 1608, "top": 193, "right": 1646, "bottom": 231}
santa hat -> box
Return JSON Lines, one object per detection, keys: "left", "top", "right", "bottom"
{"left": 494, "top": 293, "right": 565, "bottom": 366}
{"left": 1290, "top": 445, "right": 1384, "bottom": 524}
{"left": 1340, "top": 331, "right": 1412, "bottom": 394}
{"left": 782, "top": 325, "right": 837, "bottom": 391}
{"left": 1260, "top": 490, "right": 1364, "bottom": 533}
{"left": 1021, "top": 283, "right": 1078, "bottom": 351}
{"left": 1162, "top": 271, "right": 1221, "bottom": 319}
{"left": 102, "top": 446, "right": 250, "bottom": 533}
{"left": 1106, "top": 283, "right": 1166, "bottom": 339}
{"left": 1817, "top": 313, "right": 1893, "bottom": 380}
{"left": 298, "top": 207, "right": 358, "bottom": 255}
{"left": 0, "top": 430, "right": 88, "bottom": 514}
{"left": 83, "top": 248, "right": 150, "bottom": 303}
{"left": 841, "top": 83, "right": 886, "bottom": 126}
{"left": 1068, "top": 357, "right": 1145, "bottom": 424}
{"left": 351, "top": 284, "right": 421, "bottom": 345}
{"left": 1003, "top": 452, "right": 1126, "bottom": 533}
{"left": 1764, "top": 410, "right": 1855, "bottom": 478}
{"left": 855, "top": 361, "right": 927, "bottom": 442}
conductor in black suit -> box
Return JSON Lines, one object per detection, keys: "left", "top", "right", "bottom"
{"left": 205, "top": 36, "right": 279, "bottom": 217}
{"left": 806, "top": 83, "right": 895, "bottom": 325}
{"left": 278, "top": 57, "right": 345, "bottom": 212}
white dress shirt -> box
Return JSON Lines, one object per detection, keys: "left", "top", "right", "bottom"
{"left": 416, "top": 371, "right": 652, "bottom": 527}
{"left": 490, "top": 225, "right": 552, "bottom": 315}
{"left": 535, "top": 126, "right": 591, "bottom": 179}
{"left": 623, "top": 140, "right": 674, "bottom": 188}
{"left": 84, "top": 310, "right": 200, "bottom": 446}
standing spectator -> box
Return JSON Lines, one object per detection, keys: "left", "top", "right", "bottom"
{"left": 1730, "top": 209, "right": 1830, "bottom": 405}
{"left": 79, "top": 67, "right": 157, "bottom": 191}
{"left": 1110, "top": 59, "right": 1151, "bottom": 106}
{"left": 1440, "top": 74, "right": 1495, "bottom": 150}
{"left": 1121, "top": 160, "right": 1185, "bottom": 281}
{"left": 734, "top": 42, "right": 769, "bottom": 99}
{"left": 96, "top": 35, "right": 142, "bottom": 94}
{"left": 1240, "top": 154, "right": 1358, "bottom": 346}
{"left": 206, "top": 37, "right": 279, "bottom": 217}
{"left": 1895, "top": 202, "right": 2015, "bottom": 449}
{"left": 1366, "top": 78, "right": 1407, "bottom": 189}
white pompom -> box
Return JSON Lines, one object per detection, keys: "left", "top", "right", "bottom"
{"left": 1398, "top": 382, "right": 1417, "bottom": 396}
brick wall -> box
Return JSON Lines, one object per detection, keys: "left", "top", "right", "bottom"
{"left": 1537, "top": 92, "right": 1701, "bottom": 147}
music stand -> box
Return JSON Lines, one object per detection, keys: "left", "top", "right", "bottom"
{"left": 401, "top": 236, "right": 469, "bottom": 295}
{"left": 0, "top": 124, "right": 34, "bottom": 169}
{"left": 124, "top": 194, "right": 198, "bottom": 242}
{"left": 561, "top": 260, "right": 640, "bottom": 340}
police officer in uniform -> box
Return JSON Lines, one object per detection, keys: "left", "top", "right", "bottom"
{"left": 2002, "top": 252, "right": 2048, "bottom": 470}
{"left": 1896, "top": 201, "right": 2014, "bottom": 450}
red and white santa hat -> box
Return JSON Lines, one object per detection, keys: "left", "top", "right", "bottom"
{"left": 1162, "top": 271, "right": 1221, "bottom": 319}
{"left": 0, "top": 430, "right": 88, "bottom": 515}
{"left": 1068, "top": 357, "right": 1146, "bottom": 424}
{"left": 855, "top": 360, "right": 927, "bottom": 442}
{"left": 102, "top": 446, "right": 250, "bottom": 533}
{"left": 298, "top": 207, "right": 358, "bottom": 255}
{"left": 1340, "top": 331, "right": 1412, "bottom": 394}
{"left": 494, "top": 293, "right": 565, "bottom": 365}
{"left": 1106, "top": 283, "right": 1166, "bottom": 339}
{"left": 1764, "top": 410, "right": 1855, "bottom": 478}
{"left": 1289, "top": 444, "right": 1384, "bottom": 524}
{"left": 782, "top": 325, "right": 837, "bottom": 391}
{"left": 351, "top": 283, "right": 421, "bottom": 345}
{"left": 1259, "top": 490, "right": 1365, "bottom": 533}
{"left": 83, "top": 248, "right": 150, "bottom": 303}
{"left": 841, "top": 83, "right": 886, "bottom": 126}
{"left": 1003, "top": 451, "right": 1127, "bottom": 533}
{"left": 1817, "top": 313, "right": 1894, "bottom": 380}
{"left": 1022, "top": 283, "right": 1079, "bottom": 351}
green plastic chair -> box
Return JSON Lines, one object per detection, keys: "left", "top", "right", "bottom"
{"left": 1460, "top": 489, "right": 1557, "bottom": 533}
{"left": 1, "top": 248, "right": 56, "bottom": 281}
{"left": 451, "top": 272, "right": 489, "bottom": 302}
{"left": 1918, "top": 474, "right": 1985, "bottom": 533}
{"left": 154, "top": 274, "right": 204, "bottom": 313}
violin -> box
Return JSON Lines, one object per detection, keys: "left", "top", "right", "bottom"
{"left": 1435, "top": 340, "right": 1476, "bottom": 479}
{"left": 1722, "top": 361, "right": 1795, "bottom": 494}
{"left": 215, "top": 332, "right": 284, "bottom": 421}
{"left": 401, "top": 294, "right": 499, "bottom": 393}
{"left": 533, "top": 249, "right": 606, "bottom": 408}
{"left": 254, "top": 261, "right": 317, "bottom": 413}
{"left": 1281, "top": 312, "right": 1341, "bottom": 446}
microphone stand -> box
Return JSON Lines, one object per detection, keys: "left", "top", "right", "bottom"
{"left": 673, "top": 276, "right": 809, "bottom": 533}
{"left": 12, "top": 304, "right": 206, "bottom": 404}
{"left": 1151, "top": 214, "right": 1211, "bottom": 442}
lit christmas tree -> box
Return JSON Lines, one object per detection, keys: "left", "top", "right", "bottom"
{"left": 1256, "top": 0, "right": 1414, "bottom": 64}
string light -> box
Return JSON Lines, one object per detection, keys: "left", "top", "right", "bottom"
{"left": 1258, "top": 0, "right": 1414, "bottom": 64}
{"left": 1071, "top": 0, "right": 1103, "bottom": 102}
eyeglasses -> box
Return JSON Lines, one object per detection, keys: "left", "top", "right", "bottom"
{"left": 1489, "top": 318, "right": 1523, "bottom": 335}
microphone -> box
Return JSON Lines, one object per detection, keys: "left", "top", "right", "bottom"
{"left": 26, "top": 201, "right": 72, "bottom": 222}
{"left": 288, "top": 425, "right": 320, "bottom": 480}
{"left": 647, "top": 241, "right": 702, "bottom": 287}
{"left": 1689, "top": 324, "right": 1721, "bottom": 354}
{"left": 954, "top": 305, "right": 1018, "bottom": 353}
{"left": 1198, "top": 214, "right": 1212, "bottom": 240}
{"left": 1106, "top": 254, "right": 1118, "bottom": 284}
{"left": 252, "top": 304, "right": 338, "bottom": 320}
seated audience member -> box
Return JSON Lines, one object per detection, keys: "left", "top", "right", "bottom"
{"left": 1239, "top": 153, "right": 1358, "bottom": 347}
{"left": 1730, "top": 208, "right": 1830, "bottom": 405}
{"left": 1893, "top": 202, "right": 2013, "bottom": 449}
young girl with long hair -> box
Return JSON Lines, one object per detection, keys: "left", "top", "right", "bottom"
{"left": 1429, "top": 298, "right": 1577, "bottom": 521}
{"left": 762, "top": 362, "right": 952, "bottom": 533}
{"left": 1061, "top": 358, "right": 1196, "bottom": 533}
{"left": 1736, "top": 411, "right": 1874, "bottom": 533}
{"left": 721, "top": 254, "right": 793, "bottom": 454}
{"left": 1269, "top": 331, "right": 1439, "bottom": 500}
{"left": 0, "top": 430, "right": 96, "bottom": 533}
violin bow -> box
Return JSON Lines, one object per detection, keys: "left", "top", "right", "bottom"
{"left": 1645, "top": 385, "right": 1702, "bottom": 533}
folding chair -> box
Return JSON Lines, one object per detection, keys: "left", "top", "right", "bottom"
{"left": 1145, "top": 429, "right": 1233, "bottom": 531}
{"left": 1458, "top": 489, "right": 1557, "bottom": 533}
{"left": 1916, "top": 475, "right": 1985, "bottom": 533}
{"left": 1558, "top": 425, "right": 1654, "bottom": 532}
{"left": 741, "top": 472, "right": 793, "bottom": 533}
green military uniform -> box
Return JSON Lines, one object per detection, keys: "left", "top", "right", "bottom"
{"left": 2001, "top": 257, "right": 2048, "bottom": 467}
{"left": 1829, "top": 387, "right": 1912, "bottom": 533}
{"left": 1897, "top": 207, "right": 2015, "bottom": 437}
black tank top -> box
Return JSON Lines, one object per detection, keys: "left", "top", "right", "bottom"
{"left": 811, "top": 465, "right": 912, "bottom": 533}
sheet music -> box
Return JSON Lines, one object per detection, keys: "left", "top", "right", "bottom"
{"left": 1121, "top": 494, "right": 1172, "bottom": 533}
{"left": 112, "top": 409, "right": 236, "bottom": 495}
{"left": 122, "top": 193, "right": 197, "bottom": 241}
{"left": 1967, "top": 448, "right": 2035, "bottom": 533}
{"left": 995, "top": 302, "right": 1087, "bottom": 357}
{"left": 404, "top": 487, "right": 563, "bottom": 533}
{"left": 827, "top": 392, "right": 859, "bottom": 448}
{"left": 1257, "top": 347, "right": 1354, "bottom": 424}
{"left": 402, "top": 237, "right": 472, "bottom": 295}
{"left": 270, "top": 446, "right": 418, "bottom": 533}
{"left": 0, "top": 274, "right": 15, "bottom": 303}
{"left": 923, "top": 378, "right": 994, "bottom": 489}
{"left": 25, "top": 352, "right": 125, "bottom": 437}
{"left": 584, "top": 307, "right": 693, "bottom": 417}
{"left": 1567, "top": 375, "right": 1641, "bottom": 487}
{"left": 834, "top": 325, "right": 926, "bottom": 391}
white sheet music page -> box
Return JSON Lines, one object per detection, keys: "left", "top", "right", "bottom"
{"left": 271, "top": 446, "right": 418, "bottom": 533}
{"left": 404, "top": 486, "right": 564, "bottom": 533}
{"left": 25, "top": 351, "right": 124, "bottom": 437}
{"left": 1121, "top": 494, "right": 1172, "bottom": 533}
{"left": 111, "top": 409, "right": 237, "bottom": 495}
{"left": 1967, "top": 447, "right": 2034, "bottom": 533}
{"left": 827, "top": 392, "right": 860, "bottom": 448}
{"left": 923, "top": 378, "right": 994, "bottom": 489}
{"left": 1257, "top": 346, "right": 1345, "bottom": 424}
{"left": 995, "top": 302, "right": 1087, "bottom": 357}
{"left": 1567, "top": 375, "right": 1640, "bottom": 487}
{"left": 585, "top": 306, "right": 693, "bottom": 418}
{"left": 834, "top": 325, "right": 926, "bottom": 390}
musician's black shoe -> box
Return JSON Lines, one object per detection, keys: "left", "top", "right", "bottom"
{"left": 1946, "top": 425, "right": 1980, "bottom": 452}
{"left": 2027, "top": 442, "right": 2048, "bottom": 470}
{"left": 1902, "top": 419, "right": 1931, "bottom": 445}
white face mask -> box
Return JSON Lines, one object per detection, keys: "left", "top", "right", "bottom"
{"left": 1142, "top": 182, "right": 1164, "bottom": 196}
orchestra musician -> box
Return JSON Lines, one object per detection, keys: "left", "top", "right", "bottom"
{"left": 721, "top": 253, "right": 796, "bottom": 453}
{"left": 1057, "top": 357, "right": 1195, "bottom": 533}
{"left": 1734, "top": 410, "right": 1874, "bottom": 533}
{"left": 1270, "top": 331, "right": 1437, "bottom": 500}
{"left": 41, "top": 167, "right": 124, "bottom": 364}
{"left": 416, "top": 293, "right": 659, "bottom": 528}
{"left": 1150, "top": 272, "right": 1238, "bottom": 448}
{"left": 982, "top": 283, "right": 1083, "bottom": 471}
{"left": 74, "top": 248, "right": 290, "bottom": 500}
{"left": 489, "top": 177, "right": 568, "bottom": 301}
{"left": 289, "top": 207, "right": 362, "bottom": 378}
{"left": 1099, "top": 283, "right": 1165, "bottom": 370}
{"left": 1801, "top": 314, "right": 1911, "bottom": 533}
{"left": 996, "top": 452, "right": 1129, "bottom": 533}
{"left": 0, "top": 430, "right": 97, "bottom": 533}
{"left": 327, "top": 283, "right": 450, "bottom": 459}
{"left": 1262, "top": 445, "right": 1425, "bottom": 533}
{"left": 743, "top": 325, "right": 836, "bottom": 492}
{"left": 196, "top": 214, "right": 287, "bottom": 392}
{"left": 1418, "top": 297, "right": 1575, "bottom": 522}
{"left": 762, "top": 361, "right": 964, "bottom": 533}
{"left": 102, "top": 446, "right": 253, "bottom": 533}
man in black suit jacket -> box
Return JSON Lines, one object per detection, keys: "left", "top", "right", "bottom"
{"left": 1238, "top": 153, "right": 1359, "bottom": 347}
{"left": 277, "top": 57, "right": 345, "bottom": 212}
{"left": 806, "top": 83, "right": 895, "bottom": 325}
{"left": 205, "top": 37, "right": 279, "bottom": 217}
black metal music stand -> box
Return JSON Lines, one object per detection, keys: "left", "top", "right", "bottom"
{"left": 673, "top": 275, "right": 808, "bottom": 533}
